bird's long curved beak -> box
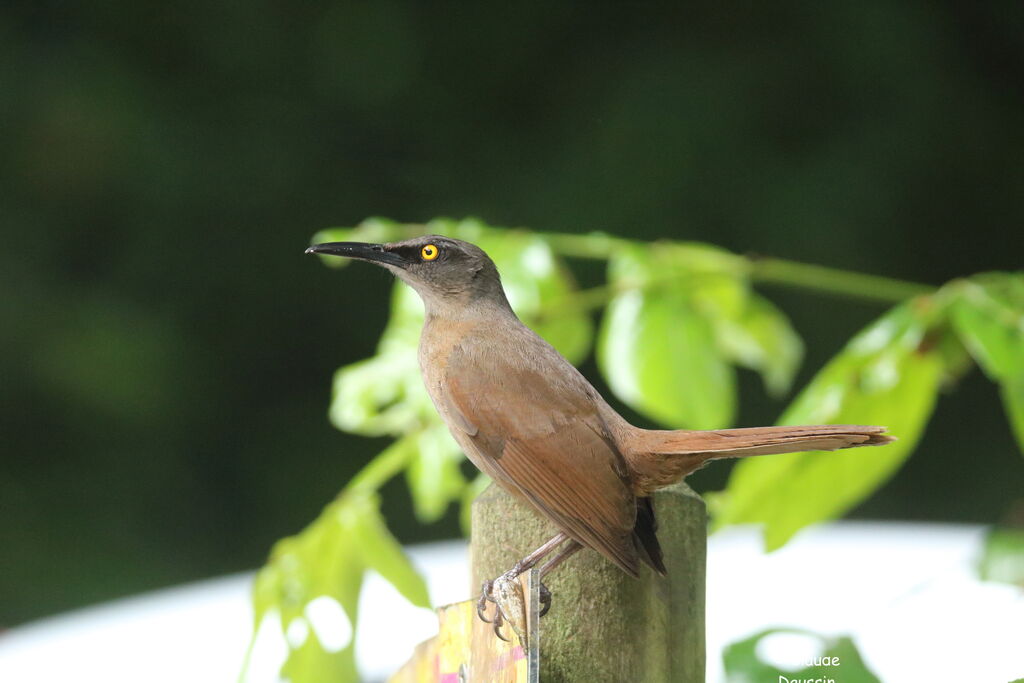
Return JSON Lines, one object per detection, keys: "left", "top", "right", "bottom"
{"left": 305, "top": 242, "right": 407, "bottom": 268}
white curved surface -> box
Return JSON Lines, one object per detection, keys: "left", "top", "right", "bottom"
{"left": 0, "top": 523, "right": 1020, "bottom": 682}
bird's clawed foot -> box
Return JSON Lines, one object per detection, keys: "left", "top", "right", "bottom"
{"left": 476, "top": 573, "right": 555, "bottom": 632}
{"left": 474, "top": 532, "right": 571, "bottom": 640}
{"left": 491, "top": 605, "right": 512, "bottom": 642}
{"left": 476, "top": 577, "right": 515, "bottom": 640}
{"left": 476, "top": 579, "right": 496, "bottom": 623}
{"left": 539, "top": 582, "right": 552, "bottom": 617}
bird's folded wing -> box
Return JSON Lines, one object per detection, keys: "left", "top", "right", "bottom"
{"left": 441, "top": 348, "right": 641, "bottom": 576}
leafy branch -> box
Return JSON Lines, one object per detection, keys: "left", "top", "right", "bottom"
{"left": 537, "top": 230, "right": 933, "bottom": 303}
{"left": 242, "top": 217, "right": 1024, "bottom": 683}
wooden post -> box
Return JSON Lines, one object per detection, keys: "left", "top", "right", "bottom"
{"left": 471, "top": 482, "right": 706, "bottom": 682}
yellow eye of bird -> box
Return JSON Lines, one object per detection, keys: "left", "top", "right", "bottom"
{"left": 421, "top": 244, "right": 439, "bottom": 261}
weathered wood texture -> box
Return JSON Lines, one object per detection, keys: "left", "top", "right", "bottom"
{"left": 470, "top": 482, "right": 707, "bottom": 682}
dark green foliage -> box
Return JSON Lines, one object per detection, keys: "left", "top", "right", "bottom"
{"left": 247, "top": 487, "right": 430, "bottom": 682}
{"left": 243, "top": 220, "right": 1024, "bottom": 681}
{"left": 951, "top": 273, "right": 1024, "bottom": 455}
{"left": 598, "top": 242, "right": 802, "bottom": 429}
{"left": 723, "top": 628, "right": 881, "bottom": 683}
{"left": 710, "top": 302, "right": 947, "bottom": 549}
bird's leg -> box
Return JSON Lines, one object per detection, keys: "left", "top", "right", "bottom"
{"left": 536, "top": 540, "right": 583, "bottom": 617}
{"left": 477, "top": 531, "right": 570, "bottom": 624}
{"left": 538, "top": 540, "right": 582, "bottom": 576}
{"left": 508, "top": 531, "right": 570, "bottom": 577}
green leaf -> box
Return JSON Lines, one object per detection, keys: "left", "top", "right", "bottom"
{"left": 951, "top": 273, "right": 1024, "bottom": 455}
{"left": 278, "top": 524, "right": 363, "bottom": 683}
{"left": 461, "top": 221, "right": 594, "bottom": 364}
{"left": 712, "top": 293, "right": 804, "bottom": 396}
{"left": 597, "top": 243, "right": 798, "bottom": 421}
{"left": 328, "top": 280, "right": 434, "bottom": 436}
{"left": 329, "top": 350, "right": 435, "bottom": 436}
{"left": 978, "top": 527, "right": 1024, "bottom": 588}
{"left": 378, "top": 281, "right": 426, "bottom": 352}
{"left": 405, "top": 423, "right": 466, "bottom": 523}
{"left": 660, "top": 246, "right": 803, "bottom": 396}
{"left": 711, "top": 302, "right": 945, "bottom": 550}
{"left": 248, "top": 498, "right": 363, "bottom": 683}
{"left": 598, "top": 246, "right": 735, "bottom": 429}
{"left": 723, "top": 628, "right": 881, "bottom": 683}
{"left": 350, "top": 496, "right": 432, "bottom": 608}
{"left": 243, "top": 490, "right": 431, "bottom": 683}
{"left": 952, "top": 273, "right": 1024, "bottom": 379}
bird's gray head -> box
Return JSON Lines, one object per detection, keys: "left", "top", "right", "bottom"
{"left": 306, "top": 235, "right": 509, "bottom": 314}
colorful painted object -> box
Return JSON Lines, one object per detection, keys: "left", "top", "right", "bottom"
{"left": 390, "top": 571, "right": 539, "bottom": 682}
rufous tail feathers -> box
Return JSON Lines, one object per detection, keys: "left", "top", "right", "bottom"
{"left": 623, "top": 425, "right": 894, "bottom": 495}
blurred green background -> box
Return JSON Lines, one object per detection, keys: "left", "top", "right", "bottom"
{"left": 3, "top": 2, "right": 1023, "bottom": 626}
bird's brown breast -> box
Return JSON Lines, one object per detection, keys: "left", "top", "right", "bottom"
{"left": 418, "top": 315, "right": 644, "bottom": 576}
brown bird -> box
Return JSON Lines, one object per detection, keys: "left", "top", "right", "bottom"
{"left": 307, "top": 235, "right": 893, "bottom": 637}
